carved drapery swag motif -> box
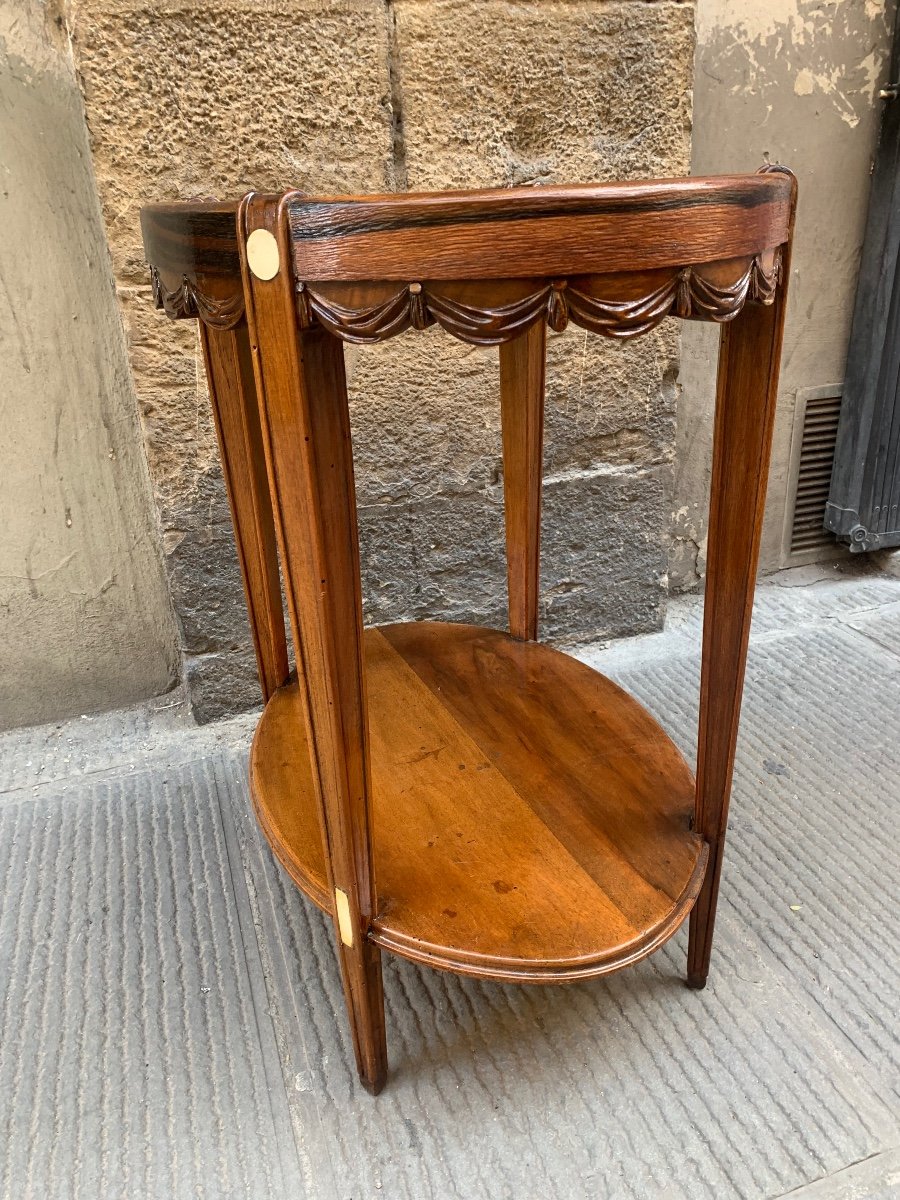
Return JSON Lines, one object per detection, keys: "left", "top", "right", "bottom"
{"left": 148, "top": 251, "right": 781, "bottom": 345}
{"left": 150, "top": 265, "right": 244, "bottom": 329}
{"left": 295, "top": 252, "right": 782, "bottom": 347}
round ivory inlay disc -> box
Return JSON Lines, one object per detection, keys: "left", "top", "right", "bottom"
{"left": 246, "top": 228, "right": 280, "bottom": 281}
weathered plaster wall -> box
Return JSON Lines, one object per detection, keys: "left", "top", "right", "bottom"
{"left": 69, "top": 0, "right": 693, "bottom": 721}
{"left": 0, "top": 1, "right": 178, "bottom": 730}
{"left": 672, "top": 0, "right": 897, "bottom": 589}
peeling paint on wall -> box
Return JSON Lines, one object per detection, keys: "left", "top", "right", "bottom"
{"left": 672, "top": 0, "right": 896, "bottom": 591}
{"left": 696, "top": 1, "right": 889, "bottom": 127}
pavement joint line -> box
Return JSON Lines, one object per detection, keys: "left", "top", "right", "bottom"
{"left": 770, "top": 1146, "right": 900, "bottom": 1198}
{"left": 4, "top": 578, "right": 900, "bottom": 800}
{"left": 836, "top": 618, "right": 900, "bottom": 663}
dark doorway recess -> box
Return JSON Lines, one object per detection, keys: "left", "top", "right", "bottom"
{"left": 826, "top": 11, "right": 900, "bottom": 552}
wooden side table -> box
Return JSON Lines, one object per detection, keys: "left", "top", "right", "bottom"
{"left": 141, "top": 168, "right": 796, "bottom": 1094}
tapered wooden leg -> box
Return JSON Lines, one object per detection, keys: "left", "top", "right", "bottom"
{"left": 199, "top": 321, "right": 289, "bottom": 700}
{"left": 499, "top": 320, "right": 546, "bottom": 641}
{"left": 238, "top": 196, "right": 387, "bottom": 1092}
{"left": 688, "top": 269, "right": 792, "bottom": 989}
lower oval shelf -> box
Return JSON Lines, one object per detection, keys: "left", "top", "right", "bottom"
{"left": 250, "top": 621, "right": 708, "bottom": 983}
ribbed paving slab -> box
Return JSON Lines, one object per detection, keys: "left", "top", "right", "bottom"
{"left": 2, "top": 566, "right": 899, "bottom": 1199}
{"left": 594, "top": 623, "right": 900, "bottom": 1102}
{"left": 223, "top": 764, "right": 898, "bottom": 1200}
{"left": 0, "top": 759, "right": 302, "bottom": 1200}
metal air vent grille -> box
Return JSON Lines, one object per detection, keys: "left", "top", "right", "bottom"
{"left": 785, "top": 387, "right": 842, "bottom": 562}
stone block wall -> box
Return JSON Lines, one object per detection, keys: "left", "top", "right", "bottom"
{"left": 69, "top": 0, "right": 693, "bottom": 721}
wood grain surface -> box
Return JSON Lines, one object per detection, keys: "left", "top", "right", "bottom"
{"left": 251, "top": 623, "right": 708, "bottom": 984}
{"left": 688, "top": 167, "right": 797, "bottom": 988}
{"left": 199, "top": 321, "right": 288, "bottom": 701}
{"left": 238, "top": 191, "right": 388, "bottom": 1093}
{"left": 141, "top": 167, "right": 795, "bottom": 1090}
{"left": 287, "top": 174, "right": 792, "bottom": 280}
{"left": 500, "top": 321, "right": 546, "bottom": 640}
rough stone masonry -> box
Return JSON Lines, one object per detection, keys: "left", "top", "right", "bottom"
{"left": 70, "top": 0, "right": 694, "bottom": 721}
